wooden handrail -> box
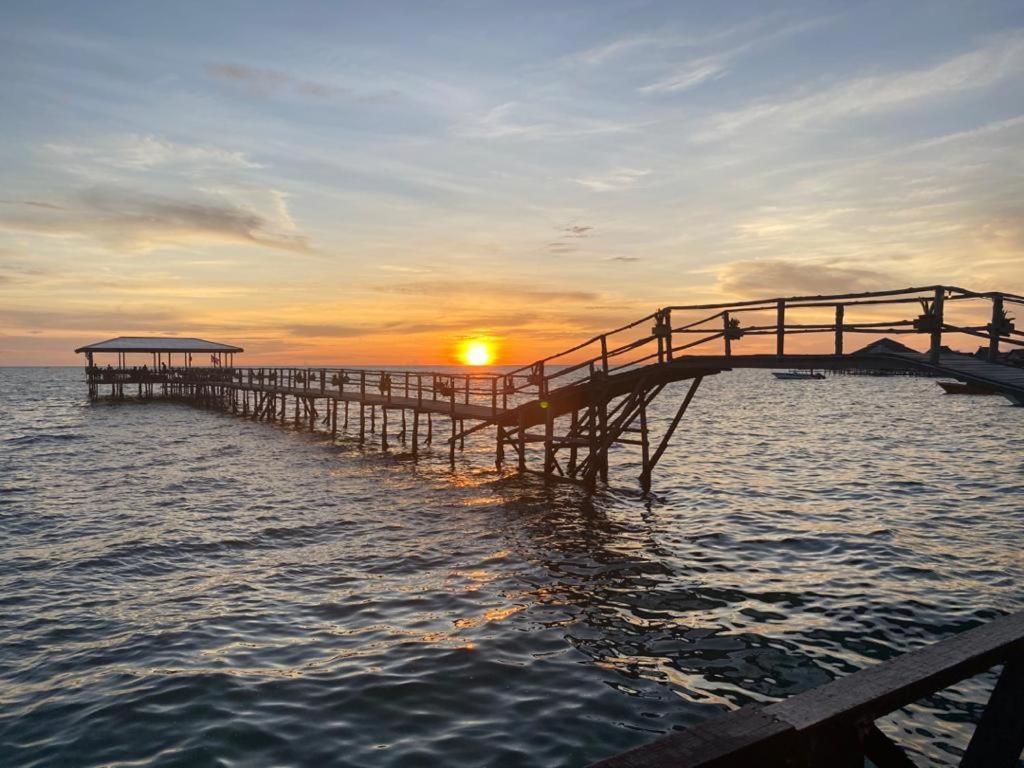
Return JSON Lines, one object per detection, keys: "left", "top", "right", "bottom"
{"left": 592, "top": 609, "right": 1024, "bottom": 768}
{"left": 508, "top": 285, "right": 1021, "bottom": 395}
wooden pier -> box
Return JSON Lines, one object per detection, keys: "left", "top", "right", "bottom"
{"left": 77, "top": 285, "right": 1024, "bottom": 491}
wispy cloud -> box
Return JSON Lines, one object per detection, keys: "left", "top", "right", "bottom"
{"left": 573, "top": 168, "right": 650, "bottom": 192}
{"left": 546, "top": 222, "right": 596, "bottom": 255}
{"left": 0, "top": 188, "right": 312, "bottom": 253}
{"left": 563, "top": 225, "right": 593, "bottom": 238}
{"left": 207, "top": 63, "right": 401, "bottom": 103}
{"left": 44, "top": 135, "right": 261, "bottom": 173}
{"left": 567, "top": 34, "right": 669, "bottom": 66}
{"left": 696, "top": 33, "right": 1024, "bottom": 141}
{"left": 376, "top": 279, "right": 599, "bottom": 303}
{"left": 639, "top": 57, "right": 728, "bottom": 94}
{"left": 718, "top": 259, "right": 894, "bottom": 297}
{"left": 458, "top": 102, "right": 637, "bottom": 140}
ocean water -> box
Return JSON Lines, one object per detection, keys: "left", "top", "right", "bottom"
{"left": 1, "top": 366, "right": 1022, "bottom": 767}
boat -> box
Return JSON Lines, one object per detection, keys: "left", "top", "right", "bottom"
{"left": 773, "top": 370, "right": 826, "bottom": 380}
{"left": 936, "top": 381, "right": 999, "bottom": 395}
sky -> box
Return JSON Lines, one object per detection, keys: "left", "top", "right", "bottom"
{"left": 1, "top": 0, "right": 1023, "bottom": 365}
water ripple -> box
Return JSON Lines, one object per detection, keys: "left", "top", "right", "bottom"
{"left": 0, "top": 368, "right": 1021, "bottom": 766}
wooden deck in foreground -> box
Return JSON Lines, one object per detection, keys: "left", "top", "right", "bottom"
{"left": 592, "top": 609, "right": 1024, "bottom": 768}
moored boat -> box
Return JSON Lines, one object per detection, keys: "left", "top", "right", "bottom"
{"left": 773, "top": 370, "right": 826, "bottom": 380}
{"left": 936, "top": 381, "right": 999, "bottom": 395}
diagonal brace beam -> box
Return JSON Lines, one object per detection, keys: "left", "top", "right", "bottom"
{"left": 640, "top": 375, "right": 703, "bottom": 491}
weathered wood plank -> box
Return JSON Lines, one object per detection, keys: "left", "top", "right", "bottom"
{"left": 767, "top": 611, "right": 1024, "bottom": 731}
{"left": 591, "top": 611, "right": 1024, "bottom": 768}
{"left": 589, "top": 706, "right": 794, "bottom": 768}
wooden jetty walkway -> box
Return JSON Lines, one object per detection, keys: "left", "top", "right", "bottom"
{"left": 77, "top": 285, "right": 1024, "bottom": 491}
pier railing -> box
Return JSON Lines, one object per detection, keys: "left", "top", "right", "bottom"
{"left": 504, "top": 285, "right": 1024, "bottom": 398}
{"left": 230, "top": 366, "right": 514, "bottom": 418}
{"left": 592, "top": 608, "right": 1024, "bottom": 768}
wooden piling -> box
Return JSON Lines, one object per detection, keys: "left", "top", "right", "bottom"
{"left": 543, "top": 405, "right": 554, "bottom": 479}
{"left": 411, "top": 410, "right": 419, "bottom": 458}
{"left": 449, "top": 391, "right": 456, "bottom": 466}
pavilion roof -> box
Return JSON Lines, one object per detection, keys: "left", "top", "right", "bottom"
{"left": 75, "top": 336, "right": 243, "bottom": 354}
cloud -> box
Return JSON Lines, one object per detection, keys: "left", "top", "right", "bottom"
{"left": 459, "top": 102, "right": 637, "bottom": 140}
{"left": 608, "top": 256, "right": 641, "bottom": 262}
{"left": 573, "top": 168, "right": 651, "bottom": 192}
{"left": 718, "top": 259, "right": 893, "bottom": 297}
{"left": 0, "top": 307, "right": 185, "bottom": 332}
{"left": 284, "top": 323, "right": 377, "bottom": 338}
{"left": 567, "top": 35, "right": 667, "bottom": 66}
{"left": 563, "top": 225, "right": 593, "bottom": 238}
{"left": 0, "top": 257, "right": 51, "bottom": 285}
{"left": 207, "top": 63, "right": 400, "bottom": 103}
{"left": 547, "top": 223, "right": 595, "bottom": 255}
{"left": 639, "top": 58, "right": 728, "bottom": 94}
{"left": 547, "top": 242, "right": 578, "bottom": 255}
{"left": 0, "top": 189, "right": 312, "bottom": 253}
{"left": 696, "top": 33, "right": 1024, "bottom": 141}
{"left": 376, "top": 279, "right": 599, "bottom": 303}
{"left": 44, "top": 134, "right": 261, "bottom": 173}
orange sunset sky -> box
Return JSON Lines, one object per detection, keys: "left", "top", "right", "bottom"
{"left": 1, "top": 3, "right": 1023, "bottom": 366}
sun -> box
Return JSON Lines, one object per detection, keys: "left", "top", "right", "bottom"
{"left": 460, "top": 339, "right": 494, "bottom": 366}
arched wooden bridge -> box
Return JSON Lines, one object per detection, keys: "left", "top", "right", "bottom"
{"left": 80, "top": 285, "right": 1024, "bottom": 492}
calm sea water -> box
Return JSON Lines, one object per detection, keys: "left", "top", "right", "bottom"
{"left": 1, "top": 366, "right": 1022, "bottom": 767}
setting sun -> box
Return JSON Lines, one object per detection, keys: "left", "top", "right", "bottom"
{"left": 460, "top": 339, "right": 494, "bottom": 366}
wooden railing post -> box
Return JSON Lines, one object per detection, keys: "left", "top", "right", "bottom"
{"left": 960, "top": 653, "right": 1024, "bottom": 768}
{"left": 359, "top": 371, "right": 366, "bottom": 444}
{"left": 543, "top": 404, "right": 554, "bottom": 479}
{"left": 989, "top": 295, "right": 1005, "bottom": 363}
{"left": 723, "top": 311, "right": 732, "bottom": 357}
{"left": 653, "top": 309, "right": 671, "bottom": 363}
{"left": 930, "top": 287, "right": 944, "bottom": 365}
{"left": 835, "top": 304, "right": 845, "bottom": 356}
{"left": 776, "top": 299, "right": 786, "bottom": 356}
{"left": 664, "top": 308, "right": 673, "bottom": 361}
{"left": 448, "top": 388, "right": 456, "bottom": 466}
{"left": 600, "top": 335, "right": 609, "bottom": 374}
